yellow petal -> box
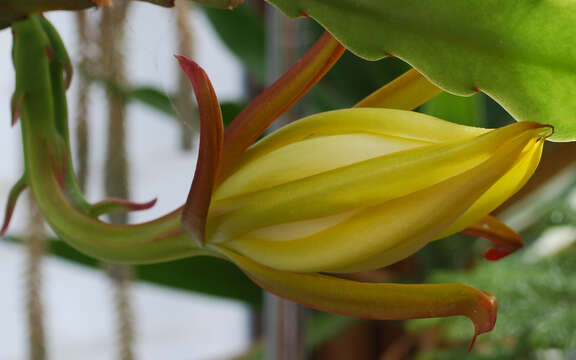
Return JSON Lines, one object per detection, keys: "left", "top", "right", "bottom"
{"left": 209, "top": 119, "right": 540, "bottom": 247}
{"left": 221, "top": 127, "right": 538, "bottom": 273}
{"left": 215, "top": 108, "right": 488, "bottom": 200}
{"left": 209, "top": 117, "right": 547, "bottom": 272}
{"left": 436, "top": 137, "right": 544, "bottom": 238}
{"left": 354, "top": 68, "right": 443, "bottom": 110}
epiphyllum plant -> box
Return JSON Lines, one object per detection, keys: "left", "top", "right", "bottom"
{"left": 5, "top": 15, "right": 551, "bottom": 346}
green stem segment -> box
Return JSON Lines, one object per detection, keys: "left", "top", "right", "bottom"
{"left": 11, "top": 15, "right": 206, "bottom": 263}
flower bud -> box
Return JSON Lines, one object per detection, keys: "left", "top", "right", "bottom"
{"left": 208, "top": 108, "right": 550, "bottom": 273}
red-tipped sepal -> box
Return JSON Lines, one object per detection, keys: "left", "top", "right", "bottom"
{"left": 463, "top": 215, "right": 523, "bottom": 261}
{"left": 1, "top": 176, "right": 27, "bottom": 236}
{"left": 219, "top": 32, "right": 345, "bottom": 180}
{"left": 221, "top": 248, "right": 497, "bottom": 350}
{"left": 176, "top": 56, "right": 224, "bottom": 245}
{"left": 90, "top": 198, "right": 158, "bottom": 217}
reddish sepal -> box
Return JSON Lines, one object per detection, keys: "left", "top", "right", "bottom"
{"left": 463, "top": 215, "right": 523, "bottom": 261}
{"left": 176, "top": 56, "right": 224, "bottom": 245}
{"left": 218, "top": 31, "right": 345, "bottom": 180}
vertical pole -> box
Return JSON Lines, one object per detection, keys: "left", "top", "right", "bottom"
{"left": 265, "top": 295, "right": 306, "bottom": 360}
{"left": 99, "top": 3, "right": 136, "bottom": 360}
{"left": 75, "top": 10, "right": 92, "bottom": 191}
{"left": 175, "top": 0, "right": 197, "bottom": 151}
{"left": 24, "top": 196, "right": 47, "bottom": 360}
{"left": 264, "top": 4, "right": 307, "bottom": 360}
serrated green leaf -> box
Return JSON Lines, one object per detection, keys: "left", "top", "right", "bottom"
{"left": 266, "top": 0, "right": 576, "bottom": 141}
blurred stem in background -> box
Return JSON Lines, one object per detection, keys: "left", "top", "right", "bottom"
{"left": 175, "top": 0, "right": 197, "bottom": 151}
{"left": 263, "top": 4, "right": 308, "bottom": 360}
{"left": 99, "top": 3, "right": 136, "bottom": 360}
{"left": 104, "top": 263, "right": 136, "bottom": 360}
{"left": 74, "top": 10, "right": 93, "bottom": 191}
{"left": 24, "top": 195, "right": 47, "bottom": 360}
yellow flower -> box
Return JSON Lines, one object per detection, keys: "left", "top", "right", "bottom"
{"left": 200, "top": 108, "right": 548, "bottom": 346}
{"left": 172, "top": 36, "right": 549, "bottom": 344}
{"left": 208, "top": 109, "right": 549, "bottom": 274}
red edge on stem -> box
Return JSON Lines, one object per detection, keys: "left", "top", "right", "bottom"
{"left": 0, "top": 211, "right": 13, "bottom": 237}
{"left": 11, "top": 93, "right": 23, "bottom": 127}
{"left": 91, "top": 197, "right": 158, "bottom": 217}
{"left": 48, "top": 149, "right": 67, "bottom": 188}
{"left": 175, "top": 56, "right": 224, "bottom": 245}
{"left": 112, "top": 197, "right": 157, "bottom": 211}
{"left": 0, "top": 178, "right": 27, "bottom": 237}
{"left": 44, "top": 45, "right": 54, "bottom": 61}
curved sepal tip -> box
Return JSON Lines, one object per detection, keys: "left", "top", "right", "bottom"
{"left": 176, "top": 56, "right": 224, "bottom": 245}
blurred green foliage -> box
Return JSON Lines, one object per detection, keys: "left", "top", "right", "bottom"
{"left": 412, "top": 246, "right": 576, "bottom": 358}
{"left": 422, "top": 92, "right": 484, "bottom": 127}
